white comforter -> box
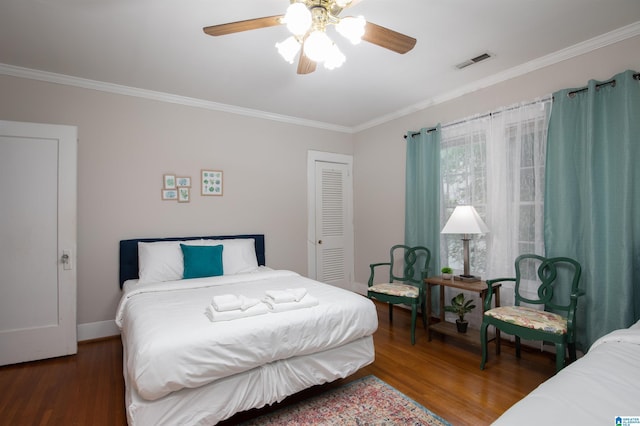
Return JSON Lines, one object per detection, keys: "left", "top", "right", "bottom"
{"left": 493, "top": 319, "right": 640, "bottom": 425}
{"left": 116, "top": 269, "right": 378, "bottom": 401}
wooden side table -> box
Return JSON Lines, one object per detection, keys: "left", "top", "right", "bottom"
{"left": 424, "top": 276, "right": 501, "bottom": 353}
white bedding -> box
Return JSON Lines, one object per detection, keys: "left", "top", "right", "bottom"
{"left": 116, "top": 269, "right": 378, "bottom": 401}
{"left": 493, "top": 319, "right": 640, "bottom": 425}
{"left": 124, "top": 335, "right": 375, "bottom": 426}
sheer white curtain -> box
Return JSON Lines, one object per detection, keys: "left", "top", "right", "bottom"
{"left": 485, "top": 100, "right": 551, "bottom": 281}
{"left": 440, "top": 97, "right": 551, "bottom": 306}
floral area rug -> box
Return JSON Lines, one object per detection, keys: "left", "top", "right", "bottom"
{"left": 241, "top": 375, "right": 451, "bottom": 425}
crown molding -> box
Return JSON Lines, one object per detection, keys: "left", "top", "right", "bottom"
{"left": 1, "top": 21, "right": 638, "bottom": 135}
{"left": 353, "top": 21, "right": 640, "bottom": 133}
{"left": 0, "top": 63, "right": 352, "bottom": 134}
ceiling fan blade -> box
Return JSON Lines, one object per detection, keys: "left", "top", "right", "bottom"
{"left": 203, "top": 15, "right": 283, "bottom": 36}
{"left": 361, "top": 22, "right": 416, "bottom": 54}
{"left": 297, "top": 51, "right": 317, "bottom": 75}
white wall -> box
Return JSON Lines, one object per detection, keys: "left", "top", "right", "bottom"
{"left": 353, "top": 35, "right": 640, "bottom": 286}
{"left": 0, "top": 75, "right": 353, "bottom": 337}
{"left": 1, "top": 34, "right": 638, "bottom": 339}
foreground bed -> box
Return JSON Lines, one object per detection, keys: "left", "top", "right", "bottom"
{"left": 493, "top": 319, "right": 640, "bottom": 425}
{"left": 116, "top": 235, "right": 378, "bottom": 425}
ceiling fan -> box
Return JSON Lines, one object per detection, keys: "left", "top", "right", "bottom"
{"left": 203, "top": 0, "right": 417, "bottom": 74}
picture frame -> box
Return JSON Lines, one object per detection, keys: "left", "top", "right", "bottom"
{"left": 161, "top": 189, "right": 178, "bottom": 200}
{"left": 176, "top": 176, "right": 191, "bottom": 188}
{"left": 178, "top": 187, "right": 190, "bottom": 203}
{"left": 201, "top": 170, "right": 223, "bottom": 196}
{"left": 163, "top": 174, "right": 176, "bottom": 189}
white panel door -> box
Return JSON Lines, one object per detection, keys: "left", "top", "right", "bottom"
{"left": 308, "top": 152, "right": 354, "bottom": 290}
{"left": 0, "top": 120, "right": 77, "bottom": 366}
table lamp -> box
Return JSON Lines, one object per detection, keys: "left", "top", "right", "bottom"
{"left": 441, "top": 205, "right": 489, "bottom": 282}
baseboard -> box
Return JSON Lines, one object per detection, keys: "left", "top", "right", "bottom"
{"left": 77, "top": 320, "right": 120, "bottom": 342}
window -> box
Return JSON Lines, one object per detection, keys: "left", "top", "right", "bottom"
{"left": 439, "top": 99, "right": 551, "bottom": 282}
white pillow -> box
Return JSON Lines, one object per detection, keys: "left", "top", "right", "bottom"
{"left": 137, "top": 238, "right": 260, "bottom": 283}
{"left": 138, "top": 241, "right": 183, "bottom": 283}
{"left": 188, "top": 238, "right": 259, "bottom": 275}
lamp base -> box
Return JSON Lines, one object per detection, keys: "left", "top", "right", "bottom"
{"left": 454, "top": 274, "right": 481, "bottom": 282}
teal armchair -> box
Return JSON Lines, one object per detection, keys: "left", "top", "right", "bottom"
{"left": 367, "top": 245, "right": 431, "bottom": 345}
{"left": 480, "top": 254, "right": 584, "bottom": 372}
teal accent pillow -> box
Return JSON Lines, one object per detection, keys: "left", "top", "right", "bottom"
{"left": 180, "top": 244, "right": 224, "bottom": 279}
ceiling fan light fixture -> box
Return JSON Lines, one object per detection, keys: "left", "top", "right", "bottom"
{"left": 304, "top": 30, "right": 332, "bottom": 62}
{"left": 335, "top": 0, "right": 353, "bottom": 7}
{"left": 324, "top": 44, "right": 346, "bottom": 70}
{"left": 336, "top": 15, "right": 366, "bottom": 44}
{"left": 283, "top": 2, "right": 312, "bottom": 36}
{"left": 276, "top": 36, "right": 301, "bottom": 64}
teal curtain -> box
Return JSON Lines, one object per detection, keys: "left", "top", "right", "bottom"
{"left": 405, "top": 126, "right": 441, "bottom": 277}
{"left": 545, "top": 70, "right": 640, "bottom": 349}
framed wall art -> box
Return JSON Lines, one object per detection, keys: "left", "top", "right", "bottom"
{"left": 162, "top": 189, "right": 178, "bottom": 200}
{"left": 163, "top": 174, "right": 176, "bottom": 189}
{"left": 201, "top": 170, "right": 223, "bottom": 196}
{"left": 178, "top": 187, "right": 190, "bottom": 203}
{"left": 176, "top": 176, "right": 191, "bottom": 188}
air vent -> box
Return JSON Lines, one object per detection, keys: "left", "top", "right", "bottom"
{"left": 456, "top": 52, "right": 492, "bottom": 70}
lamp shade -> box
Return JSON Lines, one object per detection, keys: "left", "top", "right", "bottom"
{"left": 441, "top": 205, "right": 489, "bottom": 235}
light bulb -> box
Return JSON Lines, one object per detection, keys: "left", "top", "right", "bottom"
{"left": 336, "top": 16, "right": 366, "bottom": 44}
{"left": 335, "top": 0, "right": 352, "bottom": 7}
{"left": 283, "top": 3, "right": 312, "bottom": 36}
{"left": 303, "top": 30, "right": 332, "bottom": 62}
{"left": 275, "top": 36, "right": 301, "bottom": 64}
{"left": 324, "top": 44, "right": 345, "bottom": 70}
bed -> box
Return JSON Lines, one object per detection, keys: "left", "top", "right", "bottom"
{"left": 492, "top": 319, "right": 640, "bottom": 425}
{"left": 116, "top": 234, "right": 378, "bottom": 425}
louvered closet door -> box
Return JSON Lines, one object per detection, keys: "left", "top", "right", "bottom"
{"left": 315, "top": 161, "right": 352, "bottom": 288}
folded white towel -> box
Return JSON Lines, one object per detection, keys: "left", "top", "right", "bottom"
{"left": 263, "top": 294, "right": 319, "bottom": 313}
{"left": 212, "top": 294, "right": 261, "bottom": 312}
{"left": 264, "top": 288, "right": 308, "bottom": 303}
{"left": 205, "top": 302, "right": 268, "bottom": 322}
{"left": 239, "top": 296, "right": 260, "bottom": 311}
{"left": 211, "top": 294, "right": 243, "bottom": 312}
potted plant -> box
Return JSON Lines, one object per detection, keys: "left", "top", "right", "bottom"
{"left": 444, "top": 292, "right": 476, "bottom": 333}
{"left": 441, "top": 266, "right": 453, "bottom": 280}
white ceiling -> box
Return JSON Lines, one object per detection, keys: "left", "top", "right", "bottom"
{"left": 1, "top": 0, "right": 640, "bottom": 132}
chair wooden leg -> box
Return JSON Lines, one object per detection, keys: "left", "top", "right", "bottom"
{"left": 515, "top": 336, "right": 521, "bottom": 358}
{"left": 388, "top": 303, "right": 393, "bottom": 323}
{"left": 568, "top": 342, "right": 577, "bottom": 362}
{"left": 421, "top": 299, "right": 427, "bottom": 329}
{"left": 410, "top": 305, "right": 417, "bottom": 345}
{"left": 556, "top": 343, "right": 566, "bottom": 372}
{"left": 480, "top": 321, "right": 489, "bottom": 370}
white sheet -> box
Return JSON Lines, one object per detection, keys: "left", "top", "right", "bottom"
{"left": 124, "top": 335, "right": 375, "bottom": 426}
{"left": 116, "top": 269, "right": 378, "bottom": 401}
{"left": 492, "top": 319, "right": 640, "bottom": 425}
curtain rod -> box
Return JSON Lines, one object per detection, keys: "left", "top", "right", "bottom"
{"left": 566, "top": 72, "right": 640, "bottom": 98}
{"left": 404, "top": 96, "right": 552, "bottom": 139}
{"left": 404, "top": 72, "right": 639, "bottom": 140}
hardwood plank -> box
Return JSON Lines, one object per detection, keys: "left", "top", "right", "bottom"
{"left": 0, "top": 302, "right": 557, "bottom": 425}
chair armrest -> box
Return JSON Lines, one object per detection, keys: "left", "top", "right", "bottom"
{"left": 368, "top": 262, "right": 391, "bottom": 287}
{"left": 572, "top": 289, "right": 586, "bottom": 298}
{"left": 420, "top": 267, "right": 431, "bottom": 280}
{"left": 484, "top": 277, "right": 515, "bottom": 311}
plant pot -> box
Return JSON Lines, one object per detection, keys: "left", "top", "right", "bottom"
{"left": 442, "top": 273, "right": 453, "bottom": 280}
{"left": 455, "top": 320, "right": 469, "bottom": 333}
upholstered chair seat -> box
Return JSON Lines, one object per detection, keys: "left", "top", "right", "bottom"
{"left": 368, "top": 283, "right": 420, "bottom": 298}
{"left": 484, "top": 306, "right": 567, "bottom": 335}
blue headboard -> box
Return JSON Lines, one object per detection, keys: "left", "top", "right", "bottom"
{"left": 119, "top": 234, "right": 265, "bottom": 288}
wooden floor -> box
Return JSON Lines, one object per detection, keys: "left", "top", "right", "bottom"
{"left": 0, "top": 301, "right": 557, "bottom": 425}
